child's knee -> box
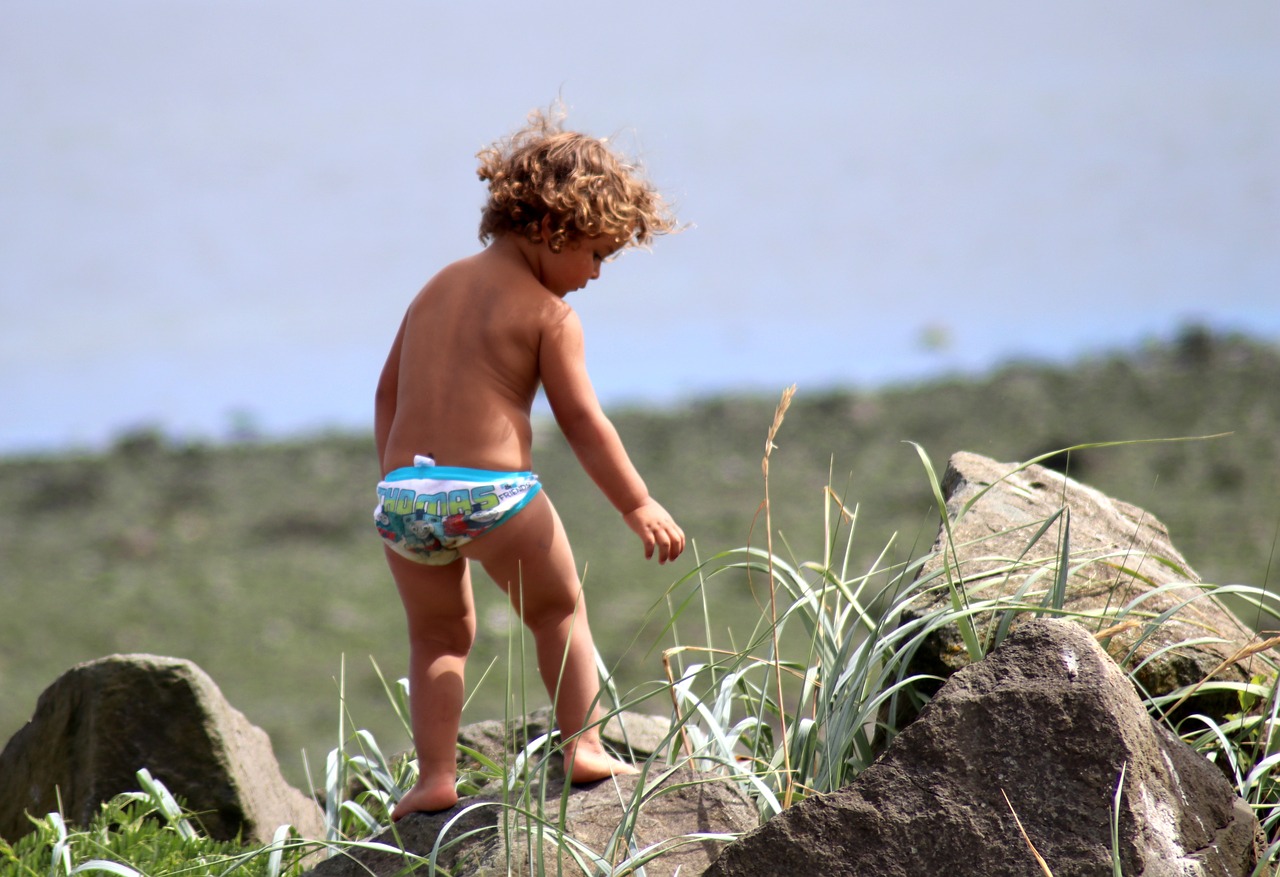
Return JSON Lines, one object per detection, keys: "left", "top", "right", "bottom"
{"left": 517, "top": 594, "right": 586, "bottom": 634}
{"left": 408, "top": 617, "right": 476, "bottom": 657}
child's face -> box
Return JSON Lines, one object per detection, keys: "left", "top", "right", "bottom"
{"left": 543, "top": 235, "right": 622, "bottom": 297}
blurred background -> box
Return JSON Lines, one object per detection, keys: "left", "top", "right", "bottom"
{"left": 3, "top": 0, "right": 1276, "bottom": 455}
{"left": 2, "top": 1, "right": 1278, "bottom": 789}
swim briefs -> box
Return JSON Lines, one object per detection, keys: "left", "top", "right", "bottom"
{"left": 373, "top": 455, "right": 542, "bottom": 565}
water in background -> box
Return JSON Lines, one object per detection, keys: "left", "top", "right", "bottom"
{"left": 3, "top": 1, "right": 1277, "bottom": 453}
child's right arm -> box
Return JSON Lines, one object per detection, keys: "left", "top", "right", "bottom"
{"left": 539, "top": 307, "right": 685, "bottom": 564}
{"left": 374, "top": 315, "right": 407, "bottom": 471}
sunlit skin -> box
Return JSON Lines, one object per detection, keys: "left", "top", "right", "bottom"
{"left": 375, "top": 218, "right": 684, "bottom": 818}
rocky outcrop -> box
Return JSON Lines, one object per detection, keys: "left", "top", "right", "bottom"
{"left": 306, "top": 766, "right": 755, "bottom": 877}
{"left": 0, "top": 654, "right": 323, "bottom": 844}
{"left": 706, "top": 618, "right": 1265, "bottom": 877}
{"left": 900, "top": 452, "right": 1269, "bottom": 720}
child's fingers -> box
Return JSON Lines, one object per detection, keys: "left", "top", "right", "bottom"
{"left": 641, "top": 527, "right": 664, "bottom": 562}
{"left": 625, "top": 505, "right": 684, "bottom": 563}
{"left": 666, "top": 527, "right": 685, "bottom": 562}
{"left": 671, "top": 525, "right": 686, "bottom": 561}
{"left": 653, "top": 523, "right": 685, "bottom": 564}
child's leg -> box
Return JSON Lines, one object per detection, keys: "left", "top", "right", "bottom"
{"left": 384, "top": 548, "right": 475, "bottom": 818}
{"left": 462, "top": 491, "right": 638, "bottom": 783}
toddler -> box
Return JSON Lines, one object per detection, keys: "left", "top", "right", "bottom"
{"left": 373, "top": 108, "right": 685, "bottom": 818}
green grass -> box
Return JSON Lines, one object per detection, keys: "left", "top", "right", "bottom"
{"left": 9, "top": 409, "right": 1280, "bottom": 875}
{"left": 0, "top": 769, "right": 307, "bottom": 876}
{"left": 1, "top": 327, "right": 1277, "bottom": 798}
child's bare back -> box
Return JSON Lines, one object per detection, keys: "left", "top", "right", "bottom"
{"left": 377, "top": 245, "right": 570, "bottom": 476}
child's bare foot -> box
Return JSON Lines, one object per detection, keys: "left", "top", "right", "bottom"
{"left": 563, "top": 742, "right": 640, "bottom": 785}
{"left": 391, "top": 776, "right": 459, "bottom": 821}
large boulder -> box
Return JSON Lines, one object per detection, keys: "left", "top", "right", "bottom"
{"left": 0, "top": 654, "right": 323, "bottom": 843}
{"left": 901, "top": 452, "right": 1268, "bottom": 719}
{"left": 706, "top": 618, "right": 1264, "bottom": 877}
{"left": 306, "top": 766, "right": 755, "bottom": 877}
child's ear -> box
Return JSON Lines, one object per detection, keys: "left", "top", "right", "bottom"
{"left": 539, "top": 215, "right": 565, "bottom": 254}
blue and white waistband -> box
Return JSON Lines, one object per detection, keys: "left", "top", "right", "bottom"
{"left": 382, "top": 453, "right": 536, "bottom": 485}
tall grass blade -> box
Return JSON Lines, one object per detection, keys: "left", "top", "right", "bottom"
{"left": 265, "top": 823, "right": 294, "bottom": 877}
{"left": 325, "top": 655, "right": 348, "bottom": 842}
{"left": 46, "top": 812, "right": 70, "bottom": 877}
{"left": 1111, "top": 762, "right": 1127, "bottom": 877}
{"left": 68, "top": 864, "right": 142, "bottom": 877}
{"left": 1047, "top": 507, "right": 1071, "bottom": 612}
{"left": 908, "top": 441, "right": 982, "bottom": 662}
{"left": 761, "top": 384, "right": 797, "bottom": 808}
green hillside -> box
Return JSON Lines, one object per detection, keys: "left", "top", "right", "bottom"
{"left": 2, "top": 328, "right": 1277, "bottom": 789}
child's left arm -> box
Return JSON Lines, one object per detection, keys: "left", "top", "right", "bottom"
{"left": 540, "top": 307, "right": 685, "bottom": 563}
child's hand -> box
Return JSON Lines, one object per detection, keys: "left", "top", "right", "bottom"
{"left": 623, "top": 500, "right": 685, "bottom": 564}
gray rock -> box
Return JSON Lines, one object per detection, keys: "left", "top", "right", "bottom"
{"left": 706, "top": 618, "right": 1264, "bottom": 877}
{"left": 306, "top": 765, "right": 755, "bottom": 877}
{"left": 0, "top": 654, "right": 323, "bottom": 844}
{"left": 901, "top": 452, "right": 1267, "bottom": 721}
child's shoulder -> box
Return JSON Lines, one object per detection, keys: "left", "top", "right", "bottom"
{"left": 419, "top": 249, "right": 574, "bottom": 325}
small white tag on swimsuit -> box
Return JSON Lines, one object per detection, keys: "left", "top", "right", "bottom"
{"left": 414, "top": 454, "right": 436, "bottom": 467}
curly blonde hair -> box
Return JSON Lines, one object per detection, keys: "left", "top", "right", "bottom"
{"left": 476, "top": 108, "right": 677, "bottom": 253}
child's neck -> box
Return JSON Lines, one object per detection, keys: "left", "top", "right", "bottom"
{"left": 489, "top": 234, "right": 554, "bottom": 293}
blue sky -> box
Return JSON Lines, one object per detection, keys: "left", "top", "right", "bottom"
{"left": 2, "top": 1, "right": 1277, "bottom": 454}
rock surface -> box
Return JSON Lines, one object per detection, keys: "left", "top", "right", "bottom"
{"left": 902, "top": 452, "right": 1268, "bottom": 719}
{"left": 455, "top": 706, "right": 675, "bottom": 783}
{"left": 306, "top": 766, "right": 755, "bottom": 877}
{"left": 0, "top": 654, "right": 323, "bottom": 844}
{"left": 706, "top": 618, "right": 1264, "bottom": 877}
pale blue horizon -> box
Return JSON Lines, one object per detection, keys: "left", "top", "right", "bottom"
{"left": 3, "top": 1, "right": 1277, "bottom": 455}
